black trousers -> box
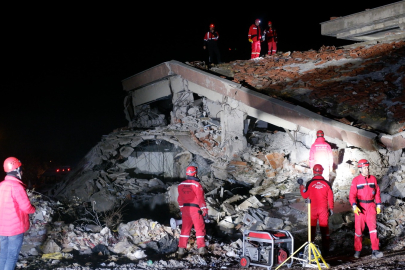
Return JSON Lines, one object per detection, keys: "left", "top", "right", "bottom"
{"left": 207, "top": 43, "right": 221, "bottom": 64}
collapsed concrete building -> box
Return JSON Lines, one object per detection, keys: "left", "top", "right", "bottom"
{"left": 42, "top": 3, "right": 405, "bottom": 269}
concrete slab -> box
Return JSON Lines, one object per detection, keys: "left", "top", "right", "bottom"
{"left": 320, "top": 1, "right": 405, "bottom": 41}
{"left": 122, "top": 61, "right": 385, "bottom": 151}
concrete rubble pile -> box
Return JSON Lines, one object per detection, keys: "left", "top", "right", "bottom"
{"left": 129, "top": 104, "right": 167, "bottom": 128}
{"left": 39, "top": 35, "right": 405, "bottom": 269}
{"left": 202, "top": 41, "right": 405, "bottom": 134}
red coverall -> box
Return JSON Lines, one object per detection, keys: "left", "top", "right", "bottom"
{"left": 177, "top": 176, "right": 208, "bottom": 248}
{"left": 300, "top": 175, "right": 334, "bottom": 251}
{"left": 349, "top": 174, "right": 381, "bottom": 251}
{"left": 248, "top": 24, "right": 262, "bottom": 59}
{"left": 265, "top": 28, "right": 277, "bottom": 55}
{"left": 309, "top": 137, "right": 333, "bottom": 180}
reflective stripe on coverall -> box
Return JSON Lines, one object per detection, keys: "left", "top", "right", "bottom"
{"left": 300, "top": 175, "right": 334, "bottom": 251}
{"left": 349, "top": 174, "right": 381, "bottom": 251}
{"left": 177, "top": 176, "right": 207, "bottom": 248}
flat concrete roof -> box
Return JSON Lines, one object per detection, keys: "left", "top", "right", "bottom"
{"left": 122, "top": 61, "right": 397, "bottom": 151}
{"left": 321, "top": 1, "right": 405, "bottom": 41}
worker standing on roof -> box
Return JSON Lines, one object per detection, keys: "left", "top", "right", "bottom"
{"left": 204, "top": 24, "right": 221, "bottom": 67}
{"left": 349, "top": 159, "right": 383, "bottom": 259}
{"left": 309, "top": 130, "right": 333, "bottom": 181}
{"left": 298, "top": 164, "right": 334, "bottom": 256}
{"left": 265, "top": 21, "right": 277, "bottom": 56}
{"left": 248, "top": 19, "right": 263, "bottom": 59}
{"left": 177, "top": 166, "right": 208, "bottom": 258}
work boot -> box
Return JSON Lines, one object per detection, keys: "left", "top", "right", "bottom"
{"left": 198, "top": 247, "right": 207, "bottom": 256}
{"left": 371, "top": 250, "right": 383, "bottom": 259}
{"left": 178, "top": 248, "right": 186, "bottom": 259}
{"left": 354, "top": 251, "right": 361, "bottom": 258}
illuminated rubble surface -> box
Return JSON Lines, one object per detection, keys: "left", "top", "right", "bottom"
{"left": 205, "top": 41, "right": 405, "bottom": 135}
{"left": 19, "top": 41, "right": 405, "bottom": 269}
{"left": 18, "top": 131, "right": 405, "bottom": 269}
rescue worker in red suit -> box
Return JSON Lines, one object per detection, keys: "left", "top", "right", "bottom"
{"left": 248, "top": 19, "right": 263, "bottom": 59}
{"left": 265, "top": 21, "right": 277, "bottom": 56}
{"left": 298, "top": 164, "right": 334, "bottom": 256}
{"left": 349, "top": 159, "right": 383, "bottom": 259}
{"left": 309, "top": 130, "right": 333, "bottom": 181}
{"left": 177, "top": 166, "right": 208, "bottom": 258}
{"left": 203, "top": 24, "right": 221, "bottom": 67}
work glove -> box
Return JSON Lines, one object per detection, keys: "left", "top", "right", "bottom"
{"left": 297, "top": 178, "right": 303, "bottom": 185}
{"left": 376, "top": 205, "right": 382, "bottom": 214}
{"left": 248, "top": 39, "right": 253, "bottom": 43}
{"left": 329, "top": 209, "right": 333, "bottom": 216}
{"left": 202, "top": 207, "right": 208, "bottom": 217}
{"left": 353, "top": 204, "right": 361, "bottom": 216}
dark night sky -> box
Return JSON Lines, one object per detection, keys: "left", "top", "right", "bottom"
{"left": 0, "top": 1, "right": 399, "bottom": 167}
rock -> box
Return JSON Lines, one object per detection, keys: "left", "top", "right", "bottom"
{"left": 119, "top": 146, "right": 134, "bottom": 158}
{"left": 265, "top": 153, "right": 285, "bottom": 169}
{"left": 264, "top": 217, "right": 284, "bottom": 230}
{"left": 42, "top": 240, "right": 61, "bottom": 254}
{"left": 85, "top": 224, "right": 102, "bottom": 233}
{"left": 237, "top": 196, "right": 264, "bottom": 210}
{"left": 388, "top": 182, "right": 405, "bottom": 198}
{"left": 328, "top": 213, "right": 345, "bottom": 231}
{"left": 89, "top": 190, "right": 117, "bottom": 212}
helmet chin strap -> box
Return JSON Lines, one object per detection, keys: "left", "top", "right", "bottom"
{"left": 7, "top": 167, "right": 22, "bottom": 180}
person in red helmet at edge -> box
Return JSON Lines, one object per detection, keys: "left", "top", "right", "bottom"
{"left": 248, "top": 19, "right": 264, "bottom": 59}
{"left": 265, "top": 21, "right": 277, "bottom": 56}
{"left": 309, "top": 130, "right": 333, "bottom": 181}
{"left": 349, "top": 159, "right": 383, "bottom": 259}
{"left": 298, "top": 164, "right": 334, "bottom": 256}
{"left": 177, "top": 166, "right": 208, "bottom": 258}
{"left": 0, "top": 157, "right": 36, "bottom": 270}
{"left": 203, "top": 24, "right": 221, "bottom": 68}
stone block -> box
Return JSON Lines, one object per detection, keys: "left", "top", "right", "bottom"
{"left": 265, "top": 153, "right": 284, "bottom": 169}
{"left": 238, "top": 196, "right": 264, "bottom": 210}
{"left": 264, "top": 217, "right": 284, "bottom": 230}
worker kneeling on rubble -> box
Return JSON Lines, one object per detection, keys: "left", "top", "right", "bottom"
{"left": 0, "top": 157, "right": 36, "bottom": 270}
{"left": 298, "top": 164, "right": 334, "bottom": 256}
{"left": 177, "top": 166, "right": 208, "bottom": 257}
{"left": 350, "top": 159, "right": 383, "bottom": 259}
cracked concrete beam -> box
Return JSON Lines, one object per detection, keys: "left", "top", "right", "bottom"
{"left": 380, "top": 132, "right": 405, "bottom": 151}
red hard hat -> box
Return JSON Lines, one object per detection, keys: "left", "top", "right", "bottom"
{"left": 268, "top": 21, "right": 272, "bottom": 25}
{"left": 316, "top": 130, "right": 324, "bottom": 137}
{"left": 210, "top": 24, "right": 215, "bottom": 28}
{"left": 313, "top": 164, "right": 324, "bottom": 174}
{"left": 3, "top": 157, "right": 22, "bottom": 173}
{"left": 255, "top": 19, "right": 261, "bottom": 24}
{"left": 358, "top": 159, "right": 370, "bottom": 168}
{"left": 186, "top": 166, "right": 197, "bottom": 176}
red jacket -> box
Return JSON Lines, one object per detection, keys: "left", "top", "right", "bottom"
{"left": 204, "top": 31, "right": 219, "bottom": 44}
{"left": 300, "top": 175, "right": 334, "bottom": 210}
{"left": 309, "top": 137, "right": 333, "bottom": 169}
{"left": 265, "top": 28, "right": 277, "bottom": 42}
{"left": 0, "top": 176, "right": 36, "bottom": 236}
{"left": 349, "top": 174, "right": 381, "bottom": 207}
{"left": 178, "top": 176, "right": 207, "bottom": 214}
{"left": 248, "top": 24, "right": 262, "bottom": 42}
